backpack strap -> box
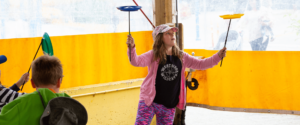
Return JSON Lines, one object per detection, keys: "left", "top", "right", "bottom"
{"left": 37, "top": 90, "right": 46, "bottom": 109}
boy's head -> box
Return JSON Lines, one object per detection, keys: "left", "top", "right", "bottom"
{"left": 31, "top": 55, "right": 63, "bottom": 88}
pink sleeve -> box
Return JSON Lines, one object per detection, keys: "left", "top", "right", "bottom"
{"left": 183, "top": 52, "right": 221, "bottom": 70}
{"left": 127, "top": 47, "right": 153, "bottom": 67}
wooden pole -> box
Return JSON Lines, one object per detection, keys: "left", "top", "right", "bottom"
{"left": 178, "top": 23, "right": 184, "bottom": 50}
{"left": 154, "top": 0, "right": 174, "bottom": 26}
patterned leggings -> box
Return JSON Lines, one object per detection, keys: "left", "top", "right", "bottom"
{"left": 135, "top": 100, "right": 175, "bottom": 125}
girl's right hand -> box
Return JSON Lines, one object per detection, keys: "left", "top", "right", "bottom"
{"left": 126, "top": 35, "right": 135, "bottom": 48}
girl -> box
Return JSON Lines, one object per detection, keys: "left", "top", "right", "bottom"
{"left": 126, "top": 24, "right": 226, "bottom": 125}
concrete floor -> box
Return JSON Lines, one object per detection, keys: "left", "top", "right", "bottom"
{"left": 186, "top": 106, "right": 300, "bottom": 125}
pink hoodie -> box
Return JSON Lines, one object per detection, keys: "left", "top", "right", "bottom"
{"left": 128, "top": 47, "right": 221, "bottom": 110}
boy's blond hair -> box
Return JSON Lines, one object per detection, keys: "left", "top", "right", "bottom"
{"left": 31, "top": 55, "right": 63, "bottom": 87}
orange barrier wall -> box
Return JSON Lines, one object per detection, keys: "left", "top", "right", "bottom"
{"left": 184, "top": 49, "right": 300, "bottom": 114}
{"left": 0, "top": 31, "right": 153, "bottom": 93}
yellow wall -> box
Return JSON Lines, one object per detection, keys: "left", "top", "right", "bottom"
{"left": 184, "top": 49, "right": 300, "bottom": 112}
{"left": 0, "top": 31, "right": 153, "bottom": 93}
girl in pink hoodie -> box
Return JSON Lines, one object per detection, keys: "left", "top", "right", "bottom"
{"left": 126, "top": 24, "right": 226, "bottom": 125}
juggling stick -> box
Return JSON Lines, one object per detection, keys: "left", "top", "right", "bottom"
{"left": 219, "top": 14, "right": 244, "bottom": 67}
{"left": 132, "top": 0, "right": 155, "bottom": 28}
{"left": 21, "top": 32, "right": 54, "bottom": 91}
{"left": 117, "top": 6, "right": 141, "bottom": 62}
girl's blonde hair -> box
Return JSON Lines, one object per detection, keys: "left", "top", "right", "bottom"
{"left": 152, "top": 33, "right": 183, "bottom": 64}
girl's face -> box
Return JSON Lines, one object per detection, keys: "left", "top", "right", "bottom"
{"left": 163, "top": 29, "right": 176, "bottom": 48}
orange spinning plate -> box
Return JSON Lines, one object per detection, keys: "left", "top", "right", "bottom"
{"left": 220, "top": 14, "right": 244, "bottom": 19}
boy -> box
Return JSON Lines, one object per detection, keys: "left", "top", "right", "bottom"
{"left": 0, "top": 55, "right": 71, "bottom": 125}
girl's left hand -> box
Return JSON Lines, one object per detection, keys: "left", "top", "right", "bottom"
{"left": 218, "top": 47, "right": 227, "bottom": 58}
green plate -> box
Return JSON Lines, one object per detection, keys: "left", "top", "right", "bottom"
{"left": 41, "top": 32, "right": 54, "bottom": 56}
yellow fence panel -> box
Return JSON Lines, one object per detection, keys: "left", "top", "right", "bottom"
{"left": 0, "top": 31, "right": 153, "bottom": 93}
{"left": 184, "top": 49, "right": 300, "bottom": 114}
